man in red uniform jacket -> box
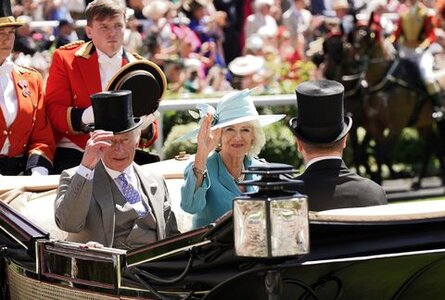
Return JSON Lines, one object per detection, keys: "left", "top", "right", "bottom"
{"left": 389, "top": 0, "right": 443, "bottom": 119}
{"left": 45, "top": 0, "right": 159, "bottom": 174}
{"left": 0, "top": 0, "right": 55, "bottom": 175}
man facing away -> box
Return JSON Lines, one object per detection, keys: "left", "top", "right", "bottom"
{"left": 289, "top": 80, "right": 387, "bottom": 211}
{"left": 54, "top": 90, "right": 178, "bottom": 249}
{"left": 45, "top": 0, "right": 160, "bottom": 174}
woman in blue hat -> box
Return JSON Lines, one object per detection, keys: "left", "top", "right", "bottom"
{"left": 178, "top": 89, "right": 285, "bottom": 228}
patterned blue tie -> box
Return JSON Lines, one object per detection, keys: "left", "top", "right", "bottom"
{"left": 117, "top": 173, "right": 141, "bottom": 205}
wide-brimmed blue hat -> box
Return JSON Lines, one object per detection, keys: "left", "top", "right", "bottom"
{"left": 174, "top": 89, "right": 285, "bottom": 142}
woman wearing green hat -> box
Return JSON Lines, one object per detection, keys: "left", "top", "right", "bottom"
{"left": 178, "top": 89, "right": 285, "bottom": 228}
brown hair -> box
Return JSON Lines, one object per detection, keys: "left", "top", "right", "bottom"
{"left": 299, "top": 137, "right": 345, "bottom": 153}
{"left": 85, "top": 0, "right": 126, "bottom": 25}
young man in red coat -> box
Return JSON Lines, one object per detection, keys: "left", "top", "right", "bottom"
{"left": 0, "top": 0, "right": 55, "bottom": 175}
{"left": 45, "top": 0, "right": 160, "bottom": 174}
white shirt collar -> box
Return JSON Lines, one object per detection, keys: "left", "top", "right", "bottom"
{"left": 0, "top": 57, "right": 14, "bottom": 75}
{"left": 96, "top": 47, "right": 123, "bottom": 62}
{"left": 305, "top": 156, "right": 342, "bottom": 169}
{"left": 102, "top": 162, "right": 137, "bottom": 183}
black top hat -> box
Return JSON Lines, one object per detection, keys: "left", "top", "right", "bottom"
{"left": 0, "top": 0, "right": 24, "bottom": 27}
{"left": 90, "top": 90, "right": 143, "bottom": 134}
{"left": 289, "top": 80, "right": 352, "bottom": 144}
{"left": 106, "top": 60, "right": 166, "bottom": 118}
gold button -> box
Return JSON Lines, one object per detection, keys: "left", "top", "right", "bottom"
{"left": 8, "top": 131, "right": 11, "bottom": 135}
{"left": 73, "top": 95, "right": 77, "bottom": 99}
{"left": 3, "top": 130, "right": 7, "bottom": 135}
{"left": 23, "top": 144, "right": 26, "bottom": 148}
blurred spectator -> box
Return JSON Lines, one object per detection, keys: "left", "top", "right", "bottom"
{"left": 282, "top": 0, "right": 324, "bottom": 59}
{"left": 309, "top": 0, "right": 329, "bottom": 15}
{"left": 13, "top": 15, "right": 38, "bottom": 55}
{"left": 18, "top": 0, "right": 45, "bottom": 20}
{"left": 168, "top": 36, "right": 206, "bottom": 94}
{"left": 277, "top": 26, "right": 300, "bottom": 63}
{"left": 262, "top": 45, "right": 281, "bottom": 91}
{"left": 332, "top": 0, "right": 354, "bottom": 39}
{"left": 43, "top": 0, "right": 73, "bottom": 21}
{"left": 123, "top": 14, "right": 142, "bottom": 53}
{"left": 244, "top": 33, "right": 264, "bottom": 55}
{"left": 142, "top": 0, "right": 175, "bottom": 55}
{"left": 228, "top": 54, "right": 266, "bottom": 90}
{"left": 214, "top": 0, "right": 244, "bottom": 64}
{"left": 244, "top": 0, "right": 278, "bottom": 40}
{"left": 181, "top": 0, "right": 226, "bottom": 69}
{"left": 67, "top": 0, "right": 86, "bottom": 19}
{"left": 126, "top": 0, "right": 144, "bottom": 19}
{"left": 52, "top": 19, "right": 78, "bottom": 49}
{"left": 203, "top": 65, "right": 231, "bottom": 93}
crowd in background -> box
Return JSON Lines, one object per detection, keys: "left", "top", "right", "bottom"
{"left": 8, "top": 0, "right": 445, "bottom": 96}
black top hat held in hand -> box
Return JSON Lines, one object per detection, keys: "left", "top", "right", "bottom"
{"left": 289, "top": 80, "right": 352, "bottom": 144}
{"left": 106, "top": 60, "right": 166, "bottom": 118}
{"left": 90, "top": 90, "right": 143, "bottom": 134}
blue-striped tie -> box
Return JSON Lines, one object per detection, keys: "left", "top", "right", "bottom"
{"left": 117, "top": 173, "right": 140, "bottom": 205}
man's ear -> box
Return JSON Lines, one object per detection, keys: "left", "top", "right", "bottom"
{"left": 342, "top": 134, "right": 348, "bottom": 149}
{"left": 295, "top": 137, "right": 303, "bottom": 152}
{"left": 85, "top": 25, "right": 93, "bottom": 39}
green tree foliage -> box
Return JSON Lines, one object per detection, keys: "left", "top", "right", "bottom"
{"left": 259, "top": 122, "right": 302, "bottom": 168}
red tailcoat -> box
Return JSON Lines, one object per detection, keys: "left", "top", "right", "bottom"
{"left": 0, "top": 65, "right": 55, "bottom": 171}
{"left": 393, "top": 5, "right": 436, "bottom": 49}
{"left": 45, "top": 41, "right": 158, "bottom": 150}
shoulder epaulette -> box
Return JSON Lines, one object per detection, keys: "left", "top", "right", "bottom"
{"left": 132, "top": 52, "right": 145, "bottom": 60}
{"left": 74, "top": 41, "right": 94, "bottom": 58}
{"left": 15, "top": 65, "right": 39, "bottom": 74}
{"left": 59, "top": 40, "right": 85, "bottom": 50}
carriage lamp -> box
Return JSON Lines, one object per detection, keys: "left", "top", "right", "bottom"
{"left": 233, "top": 163, "right": 309, "bottom": 258}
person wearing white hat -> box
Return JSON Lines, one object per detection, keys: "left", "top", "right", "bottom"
{"left": 178, "top": 89, "right": 285, "bottom": 228}
{"left": 0, "top": 0, "right": 55, "bottom": 175}
{"left": 244, "top": 0, "right": 278, "bottom": 41}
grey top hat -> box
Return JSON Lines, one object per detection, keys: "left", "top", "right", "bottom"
{"left": 289, "top": 80, "right": 352, "bottom": 144}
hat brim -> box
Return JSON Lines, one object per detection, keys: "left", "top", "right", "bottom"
{"left": 228, "top": 56, "right": 265, "bottom": 76}
{"left": 174, "top": 114, "right": 286, "bottom": 143}
{"left": 289, "top": 116, "right": 353, "bottom": 144}
{"left": 86, "top": 117, "right": 144, "bottom": 134}
{"left": 0, "top": 17, "right": 24, "bottom": 28}
{"left": 106, "top": 60, "right": 167, "bottom": 117}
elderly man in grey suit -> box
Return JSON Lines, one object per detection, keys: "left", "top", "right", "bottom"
{"left": 55, "top": 90, "right": 178, "bottom": 250}
{"left": 289, "top": 80, "right": 387, "bottom": 211}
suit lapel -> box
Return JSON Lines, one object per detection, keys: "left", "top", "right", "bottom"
{"left": 93, "top": 162, "right": 116, "bottom": 247}
{"left": 133, "top": 164, "right": 165, "bottom": 239}
{"left": 123, "top": 48, "right": 136, "bottom": 63}
{"left": 76, "top": 51, "right": 101, "bottom": 95}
